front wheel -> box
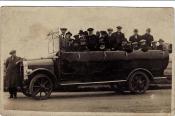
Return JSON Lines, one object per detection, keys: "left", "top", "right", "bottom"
{"left": 128, "top": 71, "right": 150, "bottom": 94}
{"left": 29, "top": 74, "right": 53, "bottom": 100}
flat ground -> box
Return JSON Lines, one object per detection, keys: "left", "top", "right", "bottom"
{"left": 3, "top": 89, "right": 171, "bottom": 113}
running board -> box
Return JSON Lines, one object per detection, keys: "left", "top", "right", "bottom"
{"left": 153, "top": 77, "right": 167, "bottom": 80}
{"left": 60, "top": 80, "right": 127, "bottom": 86}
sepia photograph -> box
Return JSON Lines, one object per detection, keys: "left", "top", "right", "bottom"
{"left": 0, "top": 6, "right": 174, "bottom": 115}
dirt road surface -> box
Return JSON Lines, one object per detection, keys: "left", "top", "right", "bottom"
{"left": 3, "top": 89, "right": 171, "bottom": 113}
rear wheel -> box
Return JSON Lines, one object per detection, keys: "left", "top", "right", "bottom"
{"left": 29, "top": 74, "right": 53, "bottom": 100}
{"left": 128, "top": 71, "right": 150, "bottom": 94}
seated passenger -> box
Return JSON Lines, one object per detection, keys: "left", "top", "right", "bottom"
{"left": 151, "top": 41, "right": 157, "bottom": 50}
{"left": 59, "top": 28, "right": 68, "bottom": 51}
{"left": 65, "top": 32, "right": 74, "bottom": 51}
{"left": 132, "top": 42, "right": 139, "bottom": 51}
{"left": 72, "top": 35, "right": 80, "bottom": 51}
{"left": 139, "top": 39, "right": 149, "bottom": 52}
{"left": 107, "top": 28, "right": 113, "bottom": 50}
{"left": 79, "top": 31, "right": 88, "bottom": 51}
{"left": 87, "top": 28, "right": 98, "bottom": 51}
{"left": 111, "top": 26, "right": 126, "bottom": 51}
{"left": 129, "top": 29, "right": 142, "bottom": 43}
{"left": 142, "top": 28, "right": 154, "bottom": 47}
{"left": 121, "top": 40, "right": 133, "bottom": 53}
{"left": 98, "top": 31, "right": 109, "bottom": 51}
{"left": 157, "top": 39, "right": 167, "bottom": 51}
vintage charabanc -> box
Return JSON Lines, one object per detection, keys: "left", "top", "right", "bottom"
{"left": 18, "top": 37, "right": 169, "bottom": 100}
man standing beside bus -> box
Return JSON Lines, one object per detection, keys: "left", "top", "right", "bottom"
{"left": 5, "top": 50, "right": 22, "bottom": 99}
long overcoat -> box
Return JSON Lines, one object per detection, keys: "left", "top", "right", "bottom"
{"left": 5, "top": 56, "right": 21, "bottom": 88}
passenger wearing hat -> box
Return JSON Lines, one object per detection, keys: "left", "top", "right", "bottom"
{"left": 132, "top": 41, "right": 139, "bottom": 51}
{"left": 5, "top": 50, "right": 22, "bottom": 99}
{"left": 111, "top": 26, "right": 125, "bottom": 50}
{"left": 98, "top": 31, "right": 109, "bottom": 51}
{"left": 129, "top": 29, "right": 142, "bottom": 43}
{"left": 87, "top": 28, "right": 98, "bottom": 51}
{"left": 157, "top": 39, "right": 166, "bottom": 51}
{"left": 107, "top": 28, "right": 113, "bottom": 49}
{"left": 107, "top": 28, "right": 113, "bottom": 37}
{"left": 59, "top": 27, "right": 68, "bottom": 51}
{"left": 65, "top": 32, "right": 74, "bottom": 51}
{"left": 59, "top": 27, "right": 67, "bottom": 38}
{"left": 73, "top": 35, "right": 80, "bottom": 51}
{"left": 151, "top": 41, "right": 157, "bottom": 50}
{"left": 139, "top": 39, "right": 149, "bottom": 52}
{"left": 142, "top": 28, "right": 154, "bottom": 47}
{"left": 79, "top": 31, "right": 88, "bottom": 51}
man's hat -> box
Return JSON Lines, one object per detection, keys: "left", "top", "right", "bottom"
{"left": 83, "top": 31, "right": 88, "bottom": 36}
{"left": 116, "top": 26, "right": 122, "bottom": 29}
{"left": 158, "top": 39, "right": 164, "bottom": 42}
{"left": 134, "top": 29, "right": 138, "bottom": 32}
{"left": 60, "top": 28, "right": 67, "bottom": 31}
{"left": 146, "top": 28, "right": 151, "bottom": 32}
{"left": 100, "top": 31, "right": 107, "bottom": 35}
{"left": 78, "top": 30, "right": 84, "bottom": 35}
{"left": 66, "top": 31, "right": 72, "bottom": 36}
{"left": 107, "top": 28, "right": 113, "bottom": 31}
{"left": 87, "top": 28, "right": 94, "bottom": 31}
{"left": 9, "top": 50, "right": 16, "bottom": 55}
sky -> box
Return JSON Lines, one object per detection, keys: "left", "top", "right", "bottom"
{"left": 1, "top": 7, "right": 174, "bottom": 60}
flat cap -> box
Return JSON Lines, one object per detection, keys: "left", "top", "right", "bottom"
{"left": 134, "top": 29, "right": 138, "bottom": 32}
{"left": 78, "top": 30, "right": 84, "bottom": 34}
{"left": 158, "top": 39, "right": 164, "bottom": 42}
{"left": 60, "top": 28, "right": 67, "bottom": 31}
{"left": 116, "top": 26, "right": 122, "bottom": 29}
{"left": 100, "top": 31, "right": 107, "bottom": 35}
{"left": 107, "top": 28, "right": 113, "bottom": 31}
{"left": 87, "top": 28, "right": 94, "bottom": 31}
{"left": 66, "top": 31, "right": 72, "bottom": 36}
{"left": 9, "top": 50, "right": 16, "bottom": 55}
{"left": 146, "top": 28, "right": 151, "bottom": 31}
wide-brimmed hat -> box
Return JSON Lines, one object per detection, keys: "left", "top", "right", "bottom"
{"left": 87, "top": 28, "right": 94, "bottom": 31}
{"left": 9, "top": 50, "right": 16, "bottom": 55}
{"left": 116, "top": 26, "right": 122, "bottom": 29}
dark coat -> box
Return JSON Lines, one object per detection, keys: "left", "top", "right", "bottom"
{"left": 142, "top": 33, "right": 154, "bottom": 47}
{"left": 5, "top": 56, "right": 22, "bottom": 88}
{"left": 87, "top": 34, "right": 98, "bottom": 51}
{"left": 111, "top": 32, "right": 125, "bottom": 50}
{"left": 129, "top": 34, "right": 142, "bottom": 43}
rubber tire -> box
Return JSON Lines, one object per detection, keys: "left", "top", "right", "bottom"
{"left": 128, "top": 71, "right": 150, "bottom": 94}
{"left": 29, "top": 74, "right": 53, "bottom": 100}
